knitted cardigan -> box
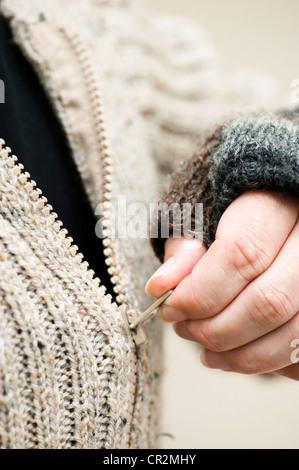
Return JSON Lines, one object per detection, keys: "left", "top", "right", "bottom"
{"left": 0, "top": 0, "right": 297, "bottom": 449}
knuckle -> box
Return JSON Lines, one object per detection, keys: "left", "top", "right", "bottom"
{"left": 252, "top": 284, "right": 294, "bottom": 327}
{"left": 229, "top": 233, "right": 269, "bottom": 282}
{"left": 193, "top": 322, "right": 227, "bottom": 352}
{"left": 189, "top": 273, "right": 216, "bottom": 318}
{"left": 232, "top": 350, "right": 260, "bottom": 375}
{"left": 288, "top": 311, "right": 299, "bottom": 339}
{"left": 164, "top": 236, "right": 176, "bottom": 257}
{"left": 189, "top": 275, "right": 202, "bottom": 308}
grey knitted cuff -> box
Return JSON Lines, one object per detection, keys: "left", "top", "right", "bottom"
{"left": 212, "top": 114, "right": 299, "bottom": 224}
{"left": 150, "top": 113, "right": 299, "bottom": 262}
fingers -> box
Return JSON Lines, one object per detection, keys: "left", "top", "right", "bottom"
{"left": 160, "top": 190, "right": 299, "bottom": 322}
{"left": 145, "top": 236, "right": 206, "bottom": 298}
{"left": 273, "top": 339, "right": 299, "bottom": 380}
{"left": 174, "top": 218, "right": 299, "bottom": 351}
{"left": 199, "top": 310, "right": 299, "bottom": 375}
{"left": 273, "top": 364, "right": 299, "bottom": 381}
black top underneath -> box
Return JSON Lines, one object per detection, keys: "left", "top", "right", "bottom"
{"left": 0, "top": 13, "right": 115, "bottom": 298}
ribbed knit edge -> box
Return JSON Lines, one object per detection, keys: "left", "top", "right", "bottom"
{"left": 212, "top": 113, "right": 299, "bottom": 225}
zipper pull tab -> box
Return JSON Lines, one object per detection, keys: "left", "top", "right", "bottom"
{"left": 122, "top": 290, "right": 173, "bottom": 347}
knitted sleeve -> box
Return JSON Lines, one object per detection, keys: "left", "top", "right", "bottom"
{"left": 150, "top": 110, "right": 299, "bottom": 262}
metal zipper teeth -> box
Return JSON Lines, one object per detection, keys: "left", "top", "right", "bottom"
{"left": 0, "top": 56, "right": 127, "bottom": 304}
{"left": 0, "top": 37, "right": 129, "bottom": 309}
{"left": 61, "top": 34, "right": 140, "bottom": 445}
{"left": 0, "top": 140, "right": 103, "bottom": 287}
{"left": 62, "top": 31, "right": 129, "bottom": 307}
{"left": 0, "top": 138, "right": 137, "bottom": 445}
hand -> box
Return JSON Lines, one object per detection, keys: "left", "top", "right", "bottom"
{"left": 146, "top": 190, "right": 299, "bottom": 380}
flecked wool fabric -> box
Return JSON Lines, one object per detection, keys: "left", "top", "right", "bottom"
{"left": 0, "top": 0, "right": 286, "bottom": 448}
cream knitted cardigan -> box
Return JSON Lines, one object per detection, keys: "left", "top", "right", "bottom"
{"left": 0, "top": 0, "right": 279, "bottom": 449}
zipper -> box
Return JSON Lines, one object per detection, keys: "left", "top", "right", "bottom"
{"left": 0, "top": 139, "right": 107, "bottom": 285}
{"left": 68, "top": 32, "right": 126, "bottom": 305}
{"left": 0, "top": 122, "right": 147, "bottom": 347}
{"left": 67, "top": 31, "right": 149, "bottom": 346}
{"left": 0, "top": 135, "right": 140, "bottom": 448}
{"left": 0, "top": 17, "right": 156, "bottom": 449}
{"left": 0, "top": 28, "right": 148, "bottom": 346}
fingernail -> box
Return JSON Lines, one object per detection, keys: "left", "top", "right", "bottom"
{"left": 145, "top": 256, "right": 175, "bottom": 294}
{"left": 158, "top": 305, "right": 187, "bottom": 323}
{"left": 200, "top": 349, "right": 231, "bottom": 371}
{"left": 200, "top": 349, "right": 209, "bottom": 367}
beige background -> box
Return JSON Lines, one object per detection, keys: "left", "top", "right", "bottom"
{"left": 144, "top": 0, "right": 299, "bottom": 449}
{"left": 145, "top": 0, "right": 299, "bottom": 91}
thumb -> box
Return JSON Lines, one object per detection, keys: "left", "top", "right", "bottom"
{"left": 145, "top": 236, "right": 206, "bottom": 298}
